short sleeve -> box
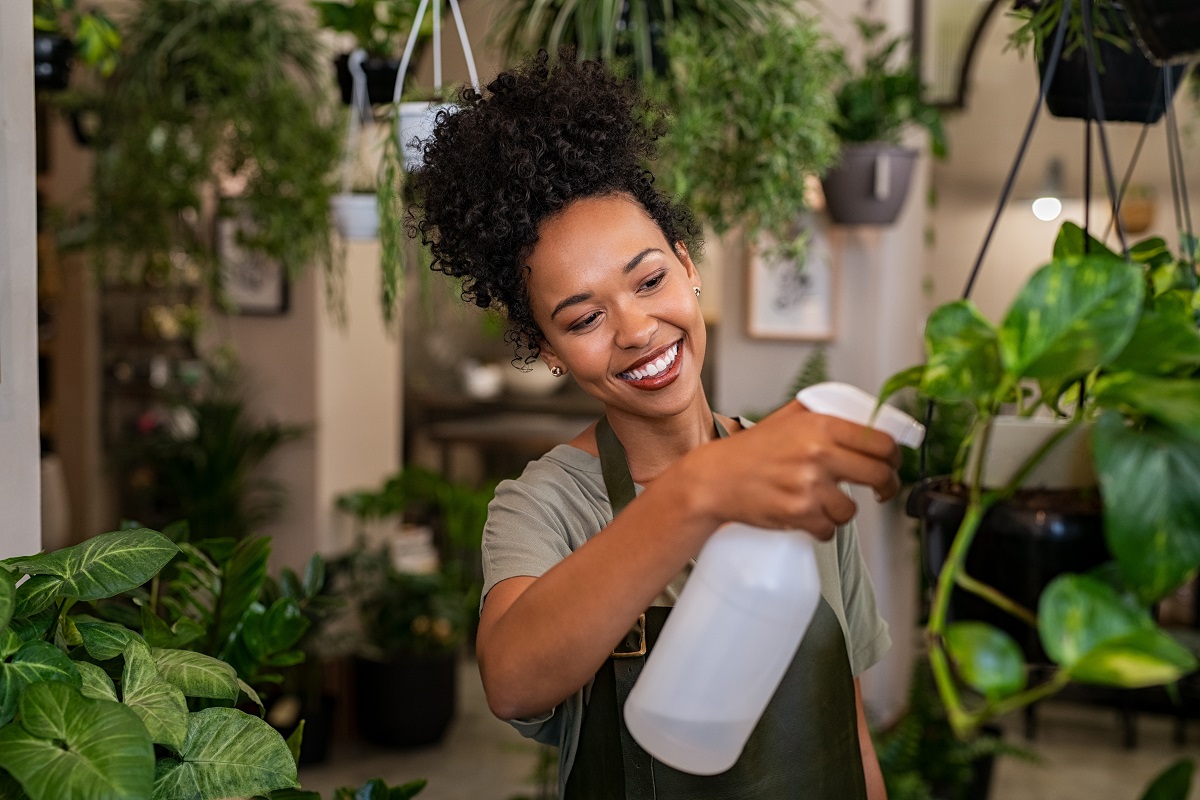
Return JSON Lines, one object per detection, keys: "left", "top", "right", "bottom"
{"left": 836, "top": 519, "right": 891, "bottom": 677}
{"left": 480, "top": 476, "right": 576, "bottom": 605}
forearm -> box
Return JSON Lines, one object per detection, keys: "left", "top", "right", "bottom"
{"left": 477, "top": 463, "right": 718, "bottom": 720}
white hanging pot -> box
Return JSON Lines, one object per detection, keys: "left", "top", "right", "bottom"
{"left": 397, "top": 101, "right": 455, "bottom": 171}
{"left": 331, "top": 192, "right": 380, "bottom": 240}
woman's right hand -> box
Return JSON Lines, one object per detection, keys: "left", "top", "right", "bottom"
{"left": 682, "top": 401, "right": 902, "bottom": 540}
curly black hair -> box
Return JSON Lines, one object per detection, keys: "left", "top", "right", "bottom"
{"left": 408, "top": 51, "right": 702, "bottom": 363}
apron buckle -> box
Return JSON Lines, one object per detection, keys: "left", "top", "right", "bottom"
{"left": 611, "top": 613, "right": 647, "bottom": 658}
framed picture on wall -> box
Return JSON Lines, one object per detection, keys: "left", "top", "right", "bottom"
{"left": 214, "top": 201, "right": 290, "bottom": 316}
{"left": 745, "top": 237, "right": 836, "bottom": 341}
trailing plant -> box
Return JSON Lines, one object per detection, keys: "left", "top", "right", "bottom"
{"left": 832, "top": 18, "right": 947, "bottom": 157}
{"left": 1007, "top": 0, "right": 1128, "bottom": 59}
{"left": 649, "top": 11, "right": 842, "bottom": 257}
{"left": 33, "top": 0, "right": 122, "bottom": 77}
{"left": 491, "top": 0, "right": 794, "bottom": 83}
{"left": 90, "top": 0, "right": 342, "bottom": 312}
{"left": 878, "top": 221, "right": 1200, "bottom": 746}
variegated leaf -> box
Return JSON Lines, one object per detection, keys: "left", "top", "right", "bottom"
{"left": 151, "top": 649, "right": 239, "bottom": 702}
{"left": 123, "top": 641, "right": 188, "bottom": 751}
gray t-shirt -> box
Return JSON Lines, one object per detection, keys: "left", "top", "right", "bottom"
{"left": 481, "top": 440, "right": 891, "bottom": 793}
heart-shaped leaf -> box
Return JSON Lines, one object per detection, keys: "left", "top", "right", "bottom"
{"left": 1092, "top": 413, "right": 1200, "bottom": 603}
{"left": 944, "top": 621, "right": 1027, "bottom": 701}
{"left": 6, "top": 530, "right": 177, "bottom": 601}
{"left": 1067, "top": 629, "right": 1197, "bottom": 688}
{"left": 75, "top": 660, "right": 118, "bottom": 703}
{"left": 151, "top": 649, "right": 240, "bottom": 702}
{"left": 1038, "top": 574, "right": 1153, "bottom": 669}
{"left": 152, "top": 708, "right": 297, "bottom": 799}
{"left": 11, "top": 577, "right": 62, "bottom": 620}
{"left": 1053, "top": 221, "right": 1119, "bottom": 260}
{"left": 77, "top": 620, "right": 143, "bottom": 662}
{"left": 920, "top": 301, "right": 1003, "bottom": 404}
{"left": 1000, "top": 256, "right": 1144, "bottom": 381}
{"left": 0, "top": 641, "right": 82, "bottom": 726}
{"left": 122, "top": 641, "right": 188, "bottom": 751}
{"left": 1140, "top": 759, "right": 1195, "bottom": 800}
{"left": 0, "top": 681, "right": 154, "bottom": 800}
{"left": 1108, "top": 305, "right": 1200, "bottom": 376}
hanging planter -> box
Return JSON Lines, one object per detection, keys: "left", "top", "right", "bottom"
{"left": 34, "top": 32, "right": 74, "bottom": 91}
{"left": 1037, "top": 5, "right": 1186, "bottom": 122}
{"left": 331, "top": 192, "right": 380, "bottom": 240}
{"left": 1123, "top": 0, "right": 1200, "bottom": 63}
{"left": 822, "top": 144, "right": 919, "bottom": 226}
{"left": 397, "top": 100, "right": 454, "bottom": 171}
{"left": 334, "top": 52, "right": 401, "bottom": 106}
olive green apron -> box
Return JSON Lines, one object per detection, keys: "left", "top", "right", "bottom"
{"left": 563, "top": 416, "right": 866, "bottom": 800}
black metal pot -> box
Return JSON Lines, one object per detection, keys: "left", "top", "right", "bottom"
{"left": 909, "top": 478, "right": 1110, "bottom": 663}
{"left": 334, "top": 53, "right": 401, "bottom": 106}
{"left": 1036, "top": 6, "right": 1186, "bottom": 123}
{"left": 354, "top": 652, "right": 458, "bottom": 747}
{"left": 1123, "top": 0, "right": 1200, "bottom": 63}
{"left": 34, "top": 32, "right": 74, "bottom": 91}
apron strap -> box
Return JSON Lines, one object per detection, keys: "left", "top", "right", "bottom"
{"left": 594, "top": 414, "right": 730, "bottom": 799}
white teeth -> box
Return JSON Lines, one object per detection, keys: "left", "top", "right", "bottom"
{"left": 621, "top": 343, "right": 679, "bottom": 380}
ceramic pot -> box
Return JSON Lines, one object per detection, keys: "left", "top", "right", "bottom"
{"left": 822, "top": 144, "right": 918, "bottom": 226}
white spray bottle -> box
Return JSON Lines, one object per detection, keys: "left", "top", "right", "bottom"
{"left": 622, "top": 382, "right": 925, "bottom": 775}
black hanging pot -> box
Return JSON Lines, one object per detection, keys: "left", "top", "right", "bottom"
{"left": 1123, "top": 0, "right": 1200, "bottom": 63}
{"left": 334, "top": 52, "right": 401, "bottom": 106}
{"left": 1037, "top": 4, "right": 1186, "bottom": 123}
{"left": 821, "top": 144, "right": 919, "bottom": 226}
{"left": 353, "top": 652, "right": 458, "bottom": 747}
{"left": 34, "top": 32, "right": 74, "bottom": 91}
{"left": 909, "top": 477, "right": 1110, "bottom": 664}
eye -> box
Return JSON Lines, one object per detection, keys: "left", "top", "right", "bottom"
{"left": 640, "top": 270, "right": 666, "bottom": 291}
{"left": 569, "top": 311, "right": 602, "bottom": 332}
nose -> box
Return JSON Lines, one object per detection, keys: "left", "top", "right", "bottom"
{"left": 612, "top": 301, "right": 656, "bottom": 350}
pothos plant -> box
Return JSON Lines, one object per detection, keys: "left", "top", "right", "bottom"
{"left": 878, "top": 221, "right": 1200, "bottom": 743}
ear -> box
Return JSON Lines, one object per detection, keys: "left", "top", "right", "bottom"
{"left": 539, "top": 340, "right": 564, "bottom": 373}
{"left": 675, "top": 242, "right": 701, "bottom": 287}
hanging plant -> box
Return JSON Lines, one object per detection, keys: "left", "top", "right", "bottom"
{"left": 90, "top": 0, "right": 343, "bottom": 314}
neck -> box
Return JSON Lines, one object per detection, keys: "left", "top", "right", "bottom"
{"left": 605, "top": 399, "right": 719, "bottom": 485}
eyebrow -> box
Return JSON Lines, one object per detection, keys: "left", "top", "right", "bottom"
{"left": 548, "top": 248, "right": 662, "bottom": 320}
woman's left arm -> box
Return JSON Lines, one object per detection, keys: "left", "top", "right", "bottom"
{"left": 855, "top": 679, "right": 887, "bottom": 800}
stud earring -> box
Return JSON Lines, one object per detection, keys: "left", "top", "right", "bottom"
{"left": 693, "top": 286, "right": 701, "bottom": 298}
{"left": 550, "top": 366, "right": 564, "bottom": 377}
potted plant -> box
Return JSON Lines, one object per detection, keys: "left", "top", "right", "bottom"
{"left": 878, "top": 221, "right": 1200, "bottom": 792}
{"left": 311, "top": 0, "right": 432, "bottom": 105}
{"left": 33, "top": 0, "right": 121, "bottom": 90}
{"left": 1008, "top": 0, "right": 1187, "bottom": 123}
{"left": 491, "top": 0, "right": 795, "bottom": 83}
{"left": 648, "top": 10, "right": 843, "bottom": 258}
{"left": 822, "top": 17, "right": 948, "bottom": 226}
{"left": 89, "top": 0, "right": 343, "bottom": 314}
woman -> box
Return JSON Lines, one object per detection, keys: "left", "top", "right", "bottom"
{"left": 410, "top": 53, "right": 901, "bottom": 799}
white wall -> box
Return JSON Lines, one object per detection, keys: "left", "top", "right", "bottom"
{"left": 0, "top": 2, "right": 43, "bottom": 559}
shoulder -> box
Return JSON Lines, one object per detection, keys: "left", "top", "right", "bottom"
{"left": 489, "top": 445, "right": 610, "bottom": 535}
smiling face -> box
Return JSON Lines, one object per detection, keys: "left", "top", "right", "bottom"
{"left": 526, "top": 193, "right": 708, "bottom": 423}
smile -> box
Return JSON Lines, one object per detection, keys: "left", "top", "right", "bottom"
{"left": 619, "top": 342, "right": 680, "bottom": 381}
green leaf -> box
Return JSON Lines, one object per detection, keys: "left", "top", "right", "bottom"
{"left": 920, "top": 301, "right": 1003, "bottom": 404}
{"left": 238, "top": 678, "right": 264, "bottom": 716}
{"left": 151, "top": 649, "right": 240, "bottom": 702}
{"left": 141, "top": 607, "right": 203, "bottom": 650}
{"left": 0, "top": 569, "right": 14, "bottom": 631}
{"left": 284, "top": 719, "right": 304, "bottom": 765}
{"left": 0, "top": 631, "right": 19, "bottom": 660}
{"left": 301, "top": 555, "right": 325, "bottom": 599}
{"left": 122, "top": 641, "right": 188, "bottom": 751}
{"left": 0, "top": 682, "right": 154, "bottom": 800}
{"left": 152, "top": 708, "right": 298, "bottom": 800}
{"left": 1068, "top": 629, "right": 1197, "bottom": 688}
{"left": 77, "top": 620, "right": 142, "bottom": 661}
{"left": 8, "top": 610, "right": 54, "bottom": 644}
{"left": 0, "top": 641, "right": 83, "bottom": 724}
{"left": 212, "top": 537, "right": 271, "bottom": 661}
{"left": 1108, "top": 305, "right": 1200, "bottom": 376}
{"left": 7, "top": 530, "right": 177, "bottom": 601}
{"left": 878, "top": 365, "right": 924, "bottom": 406}
{"left": 999, "top": 256, "right": 1144, "bottom": 380}
{"left": 1094, "top": 375, "right": 1200, "bottom": 440}
{"left": 75, "top": 660, "right": 119, "bottom": 703}
{"left": 11, "top": 577, "right": 62, "bottom": 619}
{"left": 944, "top": 621, "right": 1027, "bottom": 701}
{"left": 1037, "top": 574, "right": 1152, "bottom": 669}
{"left": 0, "top": 769, "right": 27, "bottom": 799}
{"left": 1140, "top": 759, "right": 1195, "bottom": 800}
{"left": 1092, "top": 413, "right": 1200, "bottom": 603}
{"left": 1052, "top": 221, "right": 1119, "bottom": 260}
